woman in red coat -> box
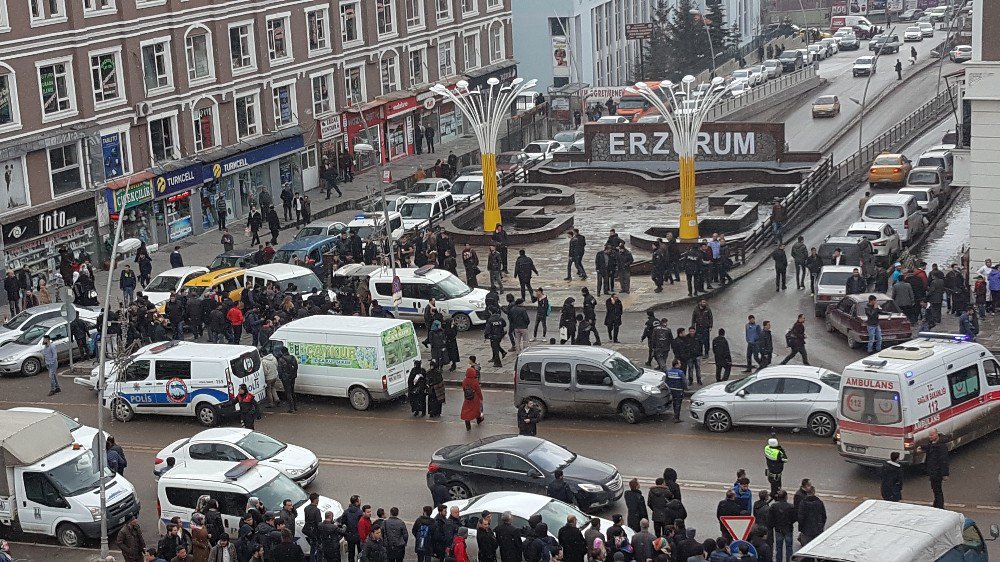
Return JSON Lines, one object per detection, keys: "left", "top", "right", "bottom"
{"left": 452, "top": 527, "right": 470, "bottom": 562}
{"left": 460, "top": 357, "right": 484, "bottom": 430}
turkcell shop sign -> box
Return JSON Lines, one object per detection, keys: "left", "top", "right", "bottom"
{"left": 206, "top": 136, "right": 305, "bottom": 179}
{"left": 286, "top": 341, "right": 379, "bottom": 370}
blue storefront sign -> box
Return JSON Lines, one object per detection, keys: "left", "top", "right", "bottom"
{"left": 153, "top": 165, "right": 203, "bottom": 198}
{"left": 102, "top": 133, "right": 124, "bottom": 179}
{"left": 205, "top": 136, "right": 304, "bottom": 180}
{"left": 168, "top": 216, "right": 193, "bottom": 241}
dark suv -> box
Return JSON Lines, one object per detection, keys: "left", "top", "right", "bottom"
{"left": 779, "top": 50, "right": 804, "bottom": 72}
{"left": 869, "top": 34, "right": 901, "bottom": 54}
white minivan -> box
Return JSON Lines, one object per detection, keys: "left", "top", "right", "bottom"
{"left": 862, "top": 194, "right": 925, "bottom": 244}
{"left": 84, "top": 341, "right": 266, "bottom": 427}
{"left": 268, "top": 316, "right": 420, "bottom": 411}
{"left": 398, "top": 192, "right": 456, "bottom": 231}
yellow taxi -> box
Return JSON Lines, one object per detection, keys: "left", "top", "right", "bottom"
{"left": 867, "top": 153, "right": 912, "bottom": 188}
{"left": 178, "top": 267, "right": 245, "bottom": 305}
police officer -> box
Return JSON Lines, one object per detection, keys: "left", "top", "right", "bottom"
{"left": 651, "top": 318, "right": 673, "bottom": 371}
{"left": 764, "top": 437, "right": 789, "bottom": 498}
{"left": 665, "top": 359, "right": 686, "bottom": 423}
{"left": 484, "top": 308, "right": 507, "bottom": 367}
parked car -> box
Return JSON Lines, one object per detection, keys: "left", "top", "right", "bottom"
{"left": 812, "top": 95, "right": 841, "bottom": 118}
{"left": 818, "top": 236, "right": 877, "bottom": 279}
{"left": 904, "top": 26, "right": 923, "bottom": 41}
{"left": 797, "top": 47, "right": 815, "bottom": 65}
{"left": 897, "top": 186, "right": 941, "bottom": 218}
{"left": 153, "top": 428, "right": 320, "bottom": 486}
{"left": 762, "top": 59, "right": 784, "bottom": 78}
{"left": 814, "top": 265, "right": 858, "bottom": 317}
{"left": 553, "top": 130, "right": 584, "bottom": 146}
{"left": 838, "top": 33, "right": 861, "bottom": 50}
{"left": 832, "top": 27, "right": 856, "bottom": 43}
{"left": 731, "top": 68, "right": 764, "bottom": 86}
{"left": 688, "top": 366, "right": 842, "bottom": 437}
{"left": 407, "top": 178, "right": 453, "bottom": 195}
{"left": 495, "top": 151, "right": 536, "bottom": 181}
{"left": 522, "top": 140, "right": 563, "bottom": 161}
{"left": 0, "top": 318, "right": 94, "bottom": 376}
{"left": 449, "top": 175, "right": 485, "bottom": 204}
{"left": 7, "top": 407, "right": 99, "bottom": 445}
{"left": 915, "top": 149, "right": 953, "bottom": 180}
{"left": 867, "top": 152, "right": 912, "bottom": 188}
{"left": 595, "top": 115, "right": 629, "bottom": 124}
{"left": 209, "top": 249, "right": 257, "bottom": 271}
{"left": 949, "top": 45, "right": 973, "bottom": 62}
{"left": 808, "top": 43, "right": 829, "bottom": 60}
{"left": 778, "top": 49, "right": 805, "bottom": 71}
{"left": 0, "top": 303, "right": 100, "bottom": 347}
{"left": 824, "top": 294, "right": 912, "bottom": 349}
{"left": 904, "top": 166, "right": 947, "bottom": 198}
{"left": 296, "top": 219, "right": 348, "bottom": 239}
{"left": 918, "top": 21, "right": 935, "bottom": 37}
{"left": 853, "top": 55, "right": 877, "bottom": 77}
{"left": 899, "top": 8, "right": 924, "bottom": 21}
{"left": 729, "top": 80, "right": 751, "bottom": 98}
{"left": 820, "top": 38, "right": 839, "bottom": 55}
{"left": 845, "top": 221, "right": 901, "bottom": 264}
{"left": 636, "top": 114, "right": 667, "bottom": 123}
{"left": 426, "top": 435, "right": 623, "bottom": 510}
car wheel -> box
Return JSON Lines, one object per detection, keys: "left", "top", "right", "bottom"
{"left": 825, "top": 315, "right": 835, "bottom": 332}
{"left": 349, "top": 387, "right": 373, "bottom": 411}
{"left": 195, "top": 402, "right": 218, "bottom": 427}
{"left": 112, "top": 398, "right": 134, "bottom": 423}
{"left": 528, "top": 397, "right": 547, "bottom": 420}
{"left": 846, "top": 331, "right": 860, "bottom": 349}
{"left": 447, "top": 481, "right": 472, "bottom": 501}
{"left": 705, "top": 409, "right": 732, "bottom": 433}
{"left": 808, "top": 412, "right": 837, "bottom": 438}
{"left": 56, "top": 523, "right": 85, "bottom": 548}
{"left": 451, "top": 313, "right": 472, "bottom": 332}
{"left": 20, "top": 357, "right": 41, "bottom": 377}
{"left": 619, "top": 400, "right": 644, "bottom": 424}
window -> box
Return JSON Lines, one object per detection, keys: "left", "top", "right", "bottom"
{"left": 123, "top": 360, "right": 150, "bottom": 382}
{"left": 185, "top": 31, "right": 213, "bottom": 82}
{"left": 148, "top": 115, "right": 178, "bottom": 163}
{"left": 23, "top": 473, "right": 64, "bottom": 508}
{"left": 985, "top": 360, "right": 1000, "bottom": 387}
{"left": 576, "top": 364, "right": 611, "bottom": 387}
{"left": 487, "top": 0, "right": 501, "bottom": 10}
{"left": 165, "top": 487, "right": 200, "bottom": 509}
{"left": 840, "top": 387, "right": 901, "bottom": 425}
{"left": 543, "top": 362, "right": 571, "bottom": 385}
{"left": 38, "top": 59, "right": 75, "bottom": 118}
{"left": 405, "top": 0, "right": 424, "bottom": 29}
{"left": 29, "top": 0, "right": 65, "bottom": 23}
{"left": 266, "top": 15, "right": 291, "bottom": 62}
{"left": 155, "top": 360, "right": 192, "bottom": 380}
{"left": 272, "top": 83, "right": 296, "bottom": 128}
{"left": 436, "top": 0, "right": 452, "bottom": 22}
{"left": 214, "top": 491, "right": 250, "bottom": 517}
{"left": 948, "top": 365, "right": 980, "bottom": 406}
{"left": 235, "top": 93, "right": 260, "bottom": 139}
{"left": 496, "top": 453, "right": 534, "bottom": 473}
{"left": 83, "top": 0, "right": 114, "bottom": 15}
{"left": 48, "top": 143, "right": 83, "bottom": 197}
{"left": 380, "top": 55, "right": 399, "bottom": 94}
{"left": 463, "top": 33, "right": 479, "bottom": 70}
{"left": 518, "top": 362, "right": 541, "bottom": 382}
{"left": 193, "top": 104, "right": 216, "bottom": 152}
{"left": 461, "top": 453, "right": 499, "bottom": 468}
{"left": 340, "top": 1, "right": 361, "bottom": 44}
{"left": 779, "top": 378, "right": 821, "bottom": 394}
{"left": 344, "top": 65, "right": 365, "bottom": 105}
{"left": 311, "top": 73, "right": 333, "bottom": 116}
{"left": 461, "top": 0, "right": 476, "bottom": 15}
{"left": 306, "top": 7, "right": 330, "bottom": 54}
{"left": 188, "top": 443, "right": 216, "bottom": 460}
{"left": 409, "top": 47, "right": 427, "bottom": 87}
{"left": 100, "top": 129, "right": 131, "bottom": 179}
{"left": 89, "top": 50, "right": 123, "bottom": 106}
{"left": 489, "top": 23, "right": 504, "bottom": 63}
{"left": 0, "top": 71, "right": 18, "bottom": 130}
{"left": 229, "top": 23, "right": 255, "bottom": 72}
{"left": 438, "top": 39, "right": 455, "bottom": 78}
{"left": 376, "top": 0, "right": 395, "bottom": 36}
{"left": 141, "top": 40, "right": 172, "bottom": 93}
{"left": 743, "top": 378, "right": 781, "bottom": 395}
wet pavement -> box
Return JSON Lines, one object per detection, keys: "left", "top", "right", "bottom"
{"left": 915, "top": 187, "right": 969, "bottom": 267}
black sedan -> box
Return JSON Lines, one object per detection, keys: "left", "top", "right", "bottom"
{"left": 210, "top": 249, "right": 257, "bottom": 270}
{"left": 426, "top": 435, "right": 623, "bottom": 511}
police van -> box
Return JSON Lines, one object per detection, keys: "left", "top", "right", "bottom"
{"left": 87, "top": 341, "right": 265, "bottom": 427}
{"left": 836, "top": 333, "right": 1000, "bottom": 466}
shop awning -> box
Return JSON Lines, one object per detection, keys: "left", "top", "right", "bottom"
{"left": 104, "top": 170, "right": 155, "bottom": 191}
{"left": 192, "top": 125, "right": 304, "bottom": 166}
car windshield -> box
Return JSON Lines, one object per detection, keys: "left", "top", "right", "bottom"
{"left": 210, "top": 256, "right": 239, "bottom": 270}
{"left": 816, "top": 96, "right": 836, "bottom": 104}
{"left": 236, "top": 432, "right": 288, "bottom": 460}
{"left": 435, "top": 276, "right": 473, "bottom": 299}
{"left": 908, "top": 171, "right": 939, "bottom": 184}
{"left": 907, "top": 27, "right": 921, "bottom": 32}
{"left": 605, "top": 353, "right": 642, "bottom": 382}
{"left": 873, "top": 155, "right": 900, "bottom": 165}
{"left": 847, "top": 230, "right": 880, "bottom": 241}
{"left": 185, "top": 286, "right": 211, "bottom": 299}
{"left": 144, "top": 275, "right": 181, "bottom": 293}
{"left": 779, "top": 50, "right": 798, "bottom": 59}
{"left": 15, "top": 324, "right": 47, "bottom": 344}
{"left": 3, "top": 309, "right": 34, "bottom": 329}
{"left": 46, "top": 449, "right": 112, "bottom": 496}
{"left": 535, "top": 500, "right": 591, "bottom": 532}
{"left": 764, "top": 60, "right": 779, "bottom": 67}
{"left": 866, "top": 204, "right": 904, "bottom": 219}
{"left": 409, "top": 181, "right": 442, "bottom": 194}
{"left": 616, "top": 97, "right": 647, "bottom": 110}
{"left": 918, "top": 157, "right": 944, "bottom": 168}
{"left": 349, "top": 225, "right": 374, "bottom": 240}
{"left": 496, "top": 153, "right": 521, "bottom": 165}
{"left": 451, "top": 180, "right": 482, "bottom": 195}
{"left": 553, "top": 132, "right": 579, "bottom": 144}
{"left": 856, "top": 57, "right": 874, "bottom": 65}
{"left": 284, "top": 273, "right": 324, "bottom": 294}
{"left": 527, "top": 441, "right": 575, "bottom": 472}
{"left": 733, "top": 70, "right": 750, "bottom": 78}
{"left": 297, "top": 227, "right": 326, "bottom": 238}
{"left": 53, "top": 412, "right": 82, "bottom": 432}
{"left": 271, "top": 250, "right": 297, "bottom": 264}
{"left": 400, "top": 203, "right": 432, "bottom": 219}
{"left": 819, "top": 271, "right": 854, "bottom": 286}
{"left": 251, "top": 471, "right": 309, "bottom": 511}
{"left": 820, "top": 373, "right": 841, "bottom": 390}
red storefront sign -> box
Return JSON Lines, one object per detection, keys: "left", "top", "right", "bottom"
{"left": 385, "top": 96, "right": 419, "bottom": 119}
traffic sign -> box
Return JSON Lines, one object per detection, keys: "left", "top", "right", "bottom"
{"left": 61, "top": 302, "right": 77, "bottom": 322}
{"left": 625, "top": 22, "right": 654, "bottom": 40}
{"left": 729, "top": 540, "right": 758, "bottom": 557}
{"left": 391, "top": 275, "right": 402, "bottom": 305}
{"left": 720, "top": 515, "right": 755, "bottom": 541}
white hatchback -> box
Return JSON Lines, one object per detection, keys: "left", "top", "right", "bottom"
{"left": 153, "top": 427, "right": 320, "bottom": 486}
{"left": 846, "top": 221, "right": 901, "bottom": 262}
{"left": 143, "top": 266, "right": 210, "bottom": 308}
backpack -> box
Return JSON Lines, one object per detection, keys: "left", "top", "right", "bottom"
{"left": 785, "top": 330, "right": 795, "bottom": 347}
{"left": 415, "top": 524, "right": 431, "bottom": 554}
{"left": 463, "top": 385, "right": 475, "bottom": 401}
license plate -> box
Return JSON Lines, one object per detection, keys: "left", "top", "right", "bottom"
{"left": 388, "top": 372, "right": 403, "bottom": 383}
{"left": 845, "top": 444, "right": 867, "bottom": 454}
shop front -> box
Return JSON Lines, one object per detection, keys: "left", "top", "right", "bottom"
{"left": 105, "top": 176, "right": 156, "bottom": 245}
{"left": 416, "top": 82, "right": 465, "bottom": 147}
{"left": 3, "top": 195, "right": 99, "bottom": 282}
{"left": 344, "top": 102, "right": 386, "bottom": 171}
{"left": 151, "top": 164, "right": 204, "bottom": 243}
{"left": 384, "top": 96, "right": 418, "bottom": 161}
{"left": 318, "top": 114, "right": 346, "bottom": 171}
{"left": 202, "top": 135, "right": 305, "bottom": 225}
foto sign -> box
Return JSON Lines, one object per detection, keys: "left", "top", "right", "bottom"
{"left": 585, "top": 122, "right": 786, "bottom": 163}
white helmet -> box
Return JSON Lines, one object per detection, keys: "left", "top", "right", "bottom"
{"left": 768, "top": 438, "right": 779, "bottom": 447}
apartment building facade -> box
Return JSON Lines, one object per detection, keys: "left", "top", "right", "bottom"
{"left": 0, "top": 0, "right": 514, "bottom": 274}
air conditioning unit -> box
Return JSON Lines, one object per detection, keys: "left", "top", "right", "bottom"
{"left": 135, "top": 102, "right": 153, "bottom": 117}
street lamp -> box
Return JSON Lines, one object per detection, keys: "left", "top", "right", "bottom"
{"left": 431, "top": 77, "right": 537, "bottom": 232}
{"left": 690, "top": 8, "right": 718, "bottom": 76}
{"left": 628, "top": 75, "right": 732, "bottom": 240}
{"left": 351, "top": 138, "right": 398, "bottom": 315}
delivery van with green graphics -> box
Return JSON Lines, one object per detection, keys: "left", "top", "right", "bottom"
{"left": 268, "top": 316, "right": 420, "bottom": 411}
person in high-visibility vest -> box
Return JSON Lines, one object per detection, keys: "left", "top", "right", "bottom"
{"left": 764, "top": 437, "right": 789, "bottom": 498}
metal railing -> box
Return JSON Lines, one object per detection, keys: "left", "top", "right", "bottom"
{"left": 706, "top": 65, "right": 819, "bottom": 122}
{"left": 742, "top": 154, "right": 834, "bottom": 254}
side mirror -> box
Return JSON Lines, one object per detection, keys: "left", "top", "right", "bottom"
{"left": 527, "top": 469, "right": 542, "bottom": 479}
{"left": 990, "top": 525, "right": 999, "bottom": 540}
{"left": 736, "top": 390, "right": 747, "bottom": 398}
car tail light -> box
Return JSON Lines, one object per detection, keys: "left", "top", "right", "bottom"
{"left": 893, "top": 167, "right": 901, "bottom": 173}
{"left": 904, "top": 219, "right": 910, "bottom": 229}
{"left": 154, "top": 457, "right": 163, "bottom": 465}
{"left": 427, "top": 463, "right": 440, "bottom": 473}
{"left": 870, "top": 168, "right": 877, "bottom": 174}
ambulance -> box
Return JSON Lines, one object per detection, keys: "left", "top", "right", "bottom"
{"left": 836, "top": 333, "right": 1000, "bottom": 466}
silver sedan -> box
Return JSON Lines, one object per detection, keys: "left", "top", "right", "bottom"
{"left": 689, "top": 366, "right": 842, "bottom": 437}
{"left": 0, "top": 318, "right": 92, "bottom": 376}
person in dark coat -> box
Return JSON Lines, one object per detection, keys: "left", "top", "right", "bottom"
{"left": 715, "top": 490, "right": 744, "bottom": 540}
{"left": 623, "top": 479, "right": 648, "bottom": 532}
{"left": 920, "top": 428, "right": 949, "bottom": 509}
{"left": 557, "top": 516, "right": 587, "bottom": 562}
{"left": 712, "top": 328, "right": 732, "bottom": 382}
{"left": 797, "top": 493, "right": 827, "bottom": 546}
{"left": 513, "top": 249, "right": 538, "bottom": 300}
{"left": 495, "top": 512, "right": 524, "bottom": 562}
{"left": 235, "top": 384, "right": 259, "bottom": 430}
{"left": 771, "top": 244, "right": 788, "bottom": 291}
{"left": 604, "top": 294, "right": 623, "bottom": 343}
{"left": 430, "top": 472, "right": 449, "bottom": 510}
{"left": 443, "top": 318, "right": 460, "bottom": 371}
{"left": 407, "top": 360, "right": 427, "bottom": 417}
{"left": 546, "top": 470, "right": 575, "bottom": 504}
{"left": 559, "top": 297, "right": 577, "bottom": 344}
{"left": 880, "top": 452, "right": 904, "bottom": 501}
{"left": 477, "top": 512, "right": 499, "bottom": 562}
{"left": 319, "top": 511, "right": 347, "bottom": 562}
{"left": 266, "top": 206, "right": 281, "bottom": 244}
{"left": 517, "top": 398, "right": 541, "bottom": 436}
{"left": 646, "top": 478, "right": 672, "bottom": 537}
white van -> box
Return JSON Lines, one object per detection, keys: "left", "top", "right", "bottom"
{"left": 450, "top": 175, "right": 485, "bottom": 204}
{"left": 87, "top": 341, "right": 266, "bottom": 427}
{"left": 268, "top": 316, "right": 420, "bottom": 411}
{"left": 347, "top": 212, "right": 405, "bottom": 243}
{"left": 837, "top": 333, "right": 1000, "bottom": 466}
{"left": 397, "top": 192, "right": 456, "bottom": 231}
{"left": 862, "top": 194, "right": 925, "bottom": 244}
{"left": 157, "top": 460, "right": 342, "bottom": 547}
{"left": 331, "top": 264, "right": 490, "bottom": 331}
{"left": 243, "top": 263, "right": 335, "bottom": 301}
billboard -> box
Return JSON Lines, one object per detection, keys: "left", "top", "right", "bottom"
{"left": 585, "top": 122, "right": 787, "bottom": 163}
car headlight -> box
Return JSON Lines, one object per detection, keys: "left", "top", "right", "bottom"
{"left": 577, "top": 483, "right": 603, "bottom": 493}
{"left": 285, "top": 468, "right": 305, "bottom": 476}
{"left": 641, "top": 384, "right": 661, "bottom": 394}
{"left": 692, "top": 400, "right": 705, "bottom": 407}
{"left": 89, "top": 506, "right": 103, "bottom": 521}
